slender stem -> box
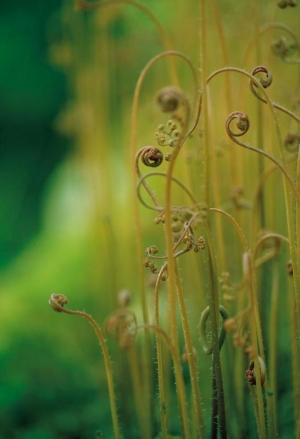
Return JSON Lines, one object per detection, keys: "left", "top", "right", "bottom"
{"left": 243, "top": 255, "right": 267, "bottom": 439}
{"left": 210, "top": 208, "right": 250, "bottom": 253}
{"left": 203, "top": 224, "right": 227, "bottom": 438}
{"left": 154, "top": 264, "right": 170, "bottom": 439}
{"left": 136, "top": 171, "right": 198, "bottom": 212}
{"left": 131, "top": 50, "right": 199, "bottom": 324}
{"left": 199, "top": 0, "right": 210, "bottom": 208}
{"left": 137, "top": 324, "right": 191, "bottom": 439}
{"left": 130, "top": 52, "right": 196, "bottom": 436}
{"left": 49, "top": 295, "right": 121, "bottom": 439}
{"left": 77, "top": 0, "right": 178, "bottom": 84}
{"left": 127, "top": 344, "right": 151, "bottom": 438}
{"left": 174, "top": 264, "right": 205, "bottom": 438}
{"left": 267, "top": 260, "right": 279, "bottom": 438}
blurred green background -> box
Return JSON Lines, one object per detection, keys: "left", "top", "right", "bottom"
{"left": 0, "top": 1, "right": 100, "bottom": 438}
{"left": 0, "top": 1, "right": 170, "bottom": 437}
{"left": 0, "top": 0, "right": 68, "bottom": 267}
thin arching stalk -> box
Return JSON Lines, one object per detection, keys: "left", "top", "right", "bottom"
{"left": 162, "top": 93, "right": 205, "bottom": 437}
{"left": 207, "top": 66, "right": 300, "bottom": 361}
{"left": 77, "top": 0, "right": 178, "bottom": 84}
{"left": 267, "top": 259, "right": 279, "bottom": 439}
{"left": 136, "top": 171, "right": 198, "bottom": 212}
{"left": 129, "top": 52, "right": 192, "bottom": 438}
{"left": 49, "top": 294, "right": 121, "bottom": 439}
{"left": 131, "top": 49, "right": 199, "bottom": 328}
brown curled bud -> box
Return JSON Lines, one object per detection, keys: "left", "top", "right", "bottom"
{"left": 251, "top": 66, "right": 273, "bottom": 89}
{"left": 226, "top": 112, "right": 250, "bottom": 138}
{"left": 245, "top": 356, "right": 266, "bottom": 386}
{"left": 284, "top": 132, "right": 300, "bottom": 152}
{"left": 156, "top": 86, "right": 187, "bottom": 113}
{"left": 49, "top": 293, "right": 69, "bottom": 312}
{"left": 223, "top": 317, "right": 237, "bottom": 332}
{"left": 140, "top": 146, "right": 164, "bottom": 167}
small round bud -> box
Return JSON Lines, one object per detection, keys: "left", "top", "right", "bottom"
{"left": 146, "top": 245, "right": 159, "bottom": 255}
{"left": 198, "top": 236, "right": 206, "bottom": 249}
{"left": 223, "top": 317, "right": 237, "bottom": 332}
{"left": 161, "top": 271, "right": 168, "bottom": 281}
{"left": 284, "top": 132, "right": 300, "bottom": 152}
{"left": 49, "top": 293, "right": 68, "bottom": 312}
{"left": 118, "top": 289, "right": 131, "bottom": 307}
{"left": 286, "top": 259, "right": 293, "bottom": 276}
{"left": 245, "top": 356, "right": 266, "bottom": 386}
{"left": 172, "top": 221, "right": 183, "bottom": 233}
{"left": 149, "top": 262, "right": 158, "bottom": 274}
{"left": 156, "top": 86, "right": 188, "bottom": 114}
{"left": 154, "top": 215, "right": 163, "bottom": 224}
{"left": 182, "top": 345, "right": 197, "bottom": 364}
{"left": 244, "top": 345, "right": 257, "bottom": 359}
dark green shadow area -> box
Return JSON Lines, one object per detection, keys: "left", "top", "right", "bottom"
{"left": 0, "top": 0, "right": 69, "bottom": 267}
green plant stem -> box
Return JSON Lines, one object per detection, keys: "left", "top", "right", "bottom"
{"left": 137, "top": 324, "right": 191, "bottom": 439}
{"left": 203, "top": 224, "right": 227, "bottom": 439}
{"left": 152, "top": 211, "right": 201, "bottom": 437}
{"left": 210, "top": 208, "right": 250, "bottom": 253}
{"left": 131, "top": 50, "right": 198, "bottom": 324}
{"left": 130, "top": 51, "right": 191, "bottom": 437}
{"left": 199, "top": 4, "right": 226, "bottom": 433}
{"left": 128, "top": 344, "right": 151, "bottom": 439}
{"left": 149, "top": 54, "right": 203, "bottom": 438}
{"left": 154, "top": 264, "right": 170, "bottom": 439}
{"left": 207, "top": 66, "right": 300, "bottom": 125}
{"left": 206, "top": 90, "right": 226, "bottom": 273}
{"left": 294, "top": 317, "right": 300, "bottom": 435}
{"left": 267, "top": 260, "right": 279, "bottom": 438}
{"left": 249, "top": 385, "right": 262, "bottom": 437}
{"left": 244, "top": 254, "right": 266, "bottom": 439}
{"left": 211, "top": 0, "right": 239, "bottom": 189}
{"left": 163, "top": 126, "right": 205, "bottom": 438}
{"left": 253, "top": 0, "right": 266, "bottom": 235}
{"left": 207, "top": 66, "right": 300, "bottom": 360}
{"left": 62, "top": 307, "right": 121, "bottom": 439}
{"left": 136, "top": 171, "right": 198, "bottom": 212}
{"left": 174, "top": 263, "right": 206, "bottom": 439}
{"left": 199, "top": 0, "right": 209, "bottom": 208}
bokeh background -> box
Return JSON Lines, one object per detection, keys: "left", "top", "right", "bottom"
{"left": 0, "top": 1, "right": 174, "bottom": 437}
{"left": 0, "top": 1, "right": 102, "bottom": 438}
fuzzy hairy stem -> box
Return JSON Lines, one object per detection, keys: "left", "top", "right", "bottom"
{"left": 49, "top": 294, "right": 121, "bottom": 439}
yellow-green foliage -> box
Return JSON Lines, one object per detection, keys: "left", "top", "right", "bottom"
{"left": 2, "top": 0, "right": 300, "bottom": 438}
